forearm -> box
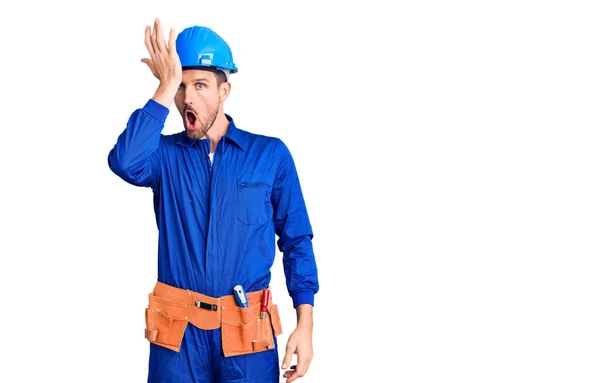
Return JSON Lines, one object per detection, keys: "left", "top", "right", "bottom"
{"left": 107, "top": 99, "right": 168, "bottom": 186}
{"left": 295, "top": 304, "right": 313, "bottom": 330}
{"left": 282, "top": 236, "right": 318, "bottom": 307}
{"left": 152, "top": 81, "right": 179, "bottom": 108}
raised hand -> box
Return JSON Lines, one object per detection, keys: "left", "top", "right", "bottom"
{"left": 141, "top": 18, "right": 181, "bottom": 107}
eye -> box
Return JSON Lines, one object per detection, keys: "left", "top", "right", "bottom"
{"left": 196, "top": 83, "right": 206, "bottom": 89}
{"left": 177, "top": 84, "right": 184, "bottom": 90}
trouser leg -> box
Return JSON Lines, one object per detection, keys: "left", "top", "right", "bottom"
{"left": 148, "top": 324, "right": 214, "bottom": 383}
{"left": 211, "top": 328, "right": 280, "bottom": 383}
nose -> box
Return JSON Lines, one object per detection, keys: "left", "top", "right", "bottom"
{"left": 183, "top": 85, "right": 195, "bottom": 106}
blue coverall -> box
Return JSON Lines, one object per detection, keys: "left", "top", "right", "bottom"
{"left": 108, "top": 99, "right": 319, "bottom": 382}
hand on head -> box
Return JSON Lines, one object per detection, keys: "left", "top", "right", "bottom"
{"left": 141, "top": 18, "right": 182, "bottom": 87}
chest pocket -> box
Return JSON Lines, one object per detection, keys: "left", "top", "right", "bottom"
{"left": 237, "top": 173, "right": 273, "bottom": 226}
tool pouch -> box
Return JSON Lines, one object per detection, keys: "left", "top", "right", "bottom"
{"left": 143, "top": 282, "right": 283, "bottom": 357}
{"left": 221, "top": 301, "right": 283, "bottom": 357}
{"left": 144, "top": 294, "right": 189, "bottom": 352}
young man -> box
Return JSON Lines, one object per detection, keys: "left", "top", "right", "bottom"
{"left": 107, "top": 19, "right": 319, "bottom": 383}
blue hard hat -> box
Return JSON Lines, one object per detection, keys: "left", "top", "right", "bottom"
{"left": 176, "top": 26, "right": 238, "bottom": 77}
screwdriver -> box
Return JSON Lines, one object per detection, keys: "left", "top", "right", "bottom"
{"left": 260, "top": 289, "right": 271, "bottom": 319}
{"left": 233, "top": 285, "right": 248, "bottom": 308}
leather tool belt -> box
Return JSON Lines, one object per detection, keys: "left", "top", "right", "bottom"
{"left": 144, "top": 281, "right": 283, "bottom": 357}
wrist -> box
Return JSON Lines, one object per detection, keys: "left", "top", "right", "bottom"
{"left": 296, "top": 319, "right": 313, "bottom": 331}
{"left": 152, "top": 81, "right": 179, "bottom": 108}
{"left": 295, "top": 304, "right": 313, "bottom": 330}
{"left": 159, "top": 79, "right": 180, "bottom": 90}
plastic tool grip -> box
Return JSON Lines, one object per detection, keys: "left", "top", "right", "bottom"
{"left": 233, "top": 285, "right": 248, "bottom": 308}
{"left": 260, "top": 289, "right": 270, "bottom": 319}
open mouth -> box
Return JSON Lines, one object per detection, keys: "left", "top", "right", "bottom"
{"left": 185, "top": 110, "right": 198, "bottom": 131}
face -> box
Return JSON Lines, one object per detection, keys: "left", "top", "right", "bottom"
{"left": 175, "top": 70, "right": 226, "bottom": 140}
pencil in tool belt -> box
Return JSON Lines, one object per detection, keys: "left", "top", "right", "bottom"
{"left": 260, "top": 289, "right": 270, "bottom": 319}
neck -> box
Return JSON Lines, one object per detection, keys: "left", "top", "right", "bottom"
{"left": 204, "top": 109, "right": 229, "bottom": 153}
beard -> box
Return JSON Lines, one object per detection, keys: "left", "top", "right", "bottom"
{"left": 183, "top": 103, "right": 219, "bottom": 140}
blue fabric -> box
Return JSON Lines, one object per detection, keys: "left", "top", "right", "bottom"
{"left": 148, "top": 325, "right": 279, "bottom": 383}
{"left": 108, "top": 99, "right": 318, "bottom": 382}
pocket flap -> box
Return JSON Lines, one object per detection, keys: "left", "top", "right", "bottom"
{"left": 145, "top": 307, "right": 188, "bottom": 352}
{"left": 145, "top": 328, "right": 158, "bottom": 342}
{"left": 252, "top": 337, "right": 275, "bottom": 351}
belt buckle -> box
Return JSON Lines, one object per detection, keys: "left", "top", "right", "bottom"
{"left": 195, "top": 300, "right": 218, "bottom": 311}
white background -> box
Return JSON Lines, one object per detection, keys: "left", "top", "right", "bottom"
{"left": 1, "top": 0, "right": 599, "bottom": 382}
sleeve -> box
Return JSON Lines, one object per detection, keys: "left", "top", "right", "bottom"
{"left": 107, "top": 99, "right": 169, "bottom": 188}
{"left": 270, "top": 139, "right": 319, "bottom": 308}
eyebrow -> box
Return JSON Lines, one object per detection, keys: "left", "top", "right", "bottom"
{"left": 180, "top": 78, "right": 211, "bottom": 87}
{"left": 190, "top": 78, "right": 210, "bottom": 83}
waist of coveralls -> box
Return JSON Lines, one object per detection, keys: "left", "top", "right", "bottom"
{"left": 148, "top": 281, "right": 268, "bottom": 331}
{"left": 145, "top": 281, "right": 283, "bottom": 355}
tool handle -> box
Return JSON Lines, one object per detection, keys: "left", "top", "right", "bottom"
{"left": 233, "top": 285, "right": 249, "bottom": 308}
{"left": 260, "top": 289, "right": 271, "bottom": 317}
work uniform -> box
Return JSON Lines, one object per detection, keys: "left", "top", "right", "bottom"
{"left": 108, "top": 99, "right": 319, "bottom": 382}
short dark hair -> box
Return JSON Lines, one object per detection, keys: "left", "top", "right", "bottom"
{"left": 215, "top": 70, "right": 227, "bottom": 86}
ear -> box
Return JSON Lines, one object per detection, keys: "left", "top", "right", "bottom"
{"left": 219, "top": 82, "right": 231, "bottom": 103}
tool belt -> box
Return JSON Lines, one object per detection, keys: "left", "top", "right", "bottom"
{"left": 144, "top": 281, "right": 283, "bottom": 357}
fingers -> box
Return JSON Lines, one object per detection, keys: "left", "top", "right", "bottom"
{"left": 146, "top": 19, "right": 171, "bottom": 56}
{"left": 141, "top": 58, "right": 153, "bottom": 70}
{"left": 281, "top": 343, "right": 294, "bottom": 370}
{"left": 295, "top": 355, "right": 311, "bottom": 377}
{"left": 141, "top": 19, "right": 181, "bottom": 83}
{"left": 168, "top": 27, "right": 176, "bottom": 55}
{"left": 284, "top": 369, "right": 302, "bottom": 383}
{"left": 141, "top": 58, "right": 159, "bottom": 79}
{"left": 150, "top": 19, "right": 159, "bottom": 54}
{"left": 285, "top": 356, "right": 311, "bottom": 382}
{"left": 154, "top": 18, "right": 167, "bottom": 53}
{"left": 284, "top": 367, "right": 301, "bottom": 383}
{"left": 144, "top": 25, "right": 154, "bottom": 58}
{"left": 282, "top": 365, "right": 296, "bottom": 378}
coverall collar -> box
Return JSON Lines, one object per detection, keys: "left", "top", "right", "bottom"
{"left": 175, "top": 114, "right": 247, "bottom": 151}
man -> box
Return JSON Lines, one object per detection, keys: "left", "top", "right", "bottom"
{"left": 107, "top": 19, "right": 319, "bottom": 383}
